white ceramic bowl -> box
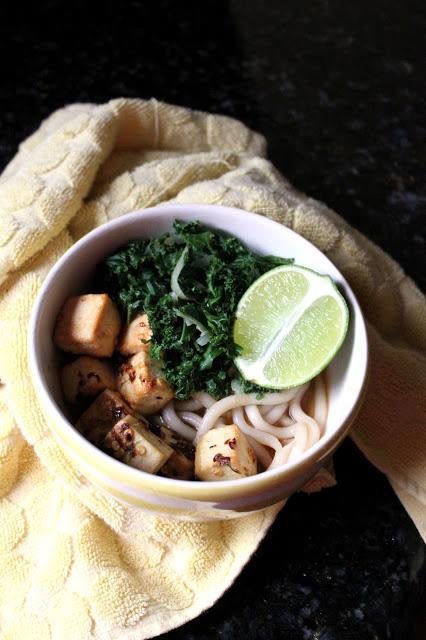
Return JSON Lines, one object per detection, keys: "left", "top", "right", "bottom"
{"left": 28, "top": 204, "right": 368, "bottom": 521}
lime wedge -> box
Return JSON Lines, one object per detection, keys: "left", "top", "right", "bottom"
{"left": 233, "top": 265, "right": 349, "bottom": 389}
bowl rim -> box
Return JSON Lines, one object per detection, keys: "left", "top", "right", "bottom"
{"left": 28, "top": 203, "right": 369, "bottom": 499}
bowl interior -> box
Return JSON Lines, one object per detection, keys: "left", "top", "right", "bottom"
{"left": 31, "top": 204, "right": 368, "bottom": 486}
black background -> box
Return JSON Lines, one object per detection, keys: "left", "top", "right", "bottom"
{"left": 1, "top": 1, "right": 425, "bottom": 638}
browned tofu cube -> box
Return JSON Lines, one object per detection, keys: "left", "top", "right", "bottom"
{"left": 152, "top": 424, "right": 195, "bottom": 480}
{"left": 104, "top": 415, "right": 173, "bottom": 474}
{"left": 160, "top": 451, "right": 194, "bottom": 480}
{"left": 153, "top": 424, "right": 195, "bottom": 456}
{"left": 61, "top": 356, "right": 116, "bottom": 404}
{"left": 54, "top": 294, "right": 121, "bottom": 357}
{"left": 117, "top": 313, "right": 152, "bottom": 356}
{"left": 117, "top": 352, "right": 174, "bottom": 416}
{"left": 75, "top": 389, "right": 133, "bottom": 445}
{"left": 195, "top": 424, "right": 257, "bottom": 481}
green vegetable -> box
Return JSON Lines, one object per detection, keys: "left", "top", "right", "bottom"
{"left": 96, "top": 220, "right": 292, "bottom": 399}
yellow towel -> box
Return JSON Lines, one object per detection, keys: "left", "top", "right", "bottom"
{"left": 0, "top": 98, "right": 425, "bottom": 640}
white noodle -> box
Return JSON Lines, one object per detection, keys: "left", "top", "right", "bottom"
{"left": 177, "top": 411, "right": 203, "bottom": 430}
{"left": 264, "top": 403, "right": 288, "bottom": 423}
{"left": 195, "top": 387, "right": 301, "bottom": 443}
{"left": 174, "top": 397, "right": 204, "bottom": 411}
{"left": 149, "top": 374, "right": 326, "bottom": 474}
{"left": 161, "top": 402, "right": 196, "bottom": 441}
{"left": 314, "top": 375, "right": 327, "bottom": 432}
{"left": 289, "top": 388, "right": 321, "bottom": 447}
{"left": 267, "top": 420, "right": 309, "bottom": 469}
{"left": 269, "top": 441, "right": 295, "bottom": 468}
{"left": 174, "top": 392, "right": 216, "bottom": 412}
{"left": 258, "top": 405, "right": 271, "bottom": 416}
{"left": 195, "top": 392, "right": 216, "bottom": 408}
{"left": 287, "top": 422, "right": 309, "bottom": 463}
{"left": 279, "top": 415, "right": 296, "bottom": 427}
{"left": 245, "top": 405, "right": 296, "bottom": 439}
{"left": 246, "top": 435, "right": 273, "bottom": 468}
{"left": 232, "top": 408, "right": 283, "bottom": 453}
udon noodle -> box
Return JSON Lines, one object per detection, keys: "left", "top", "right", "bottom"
{"left": 152, "top": 372, "right": 328, "bottom": 472}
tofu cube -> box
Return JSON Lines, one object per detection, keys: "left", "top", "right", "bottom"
{"left": 152, "top": 425, "right": 195, "bottom": 480}
{"left": 104, "top": 415, "right": 173, "bottom": 474}
{"left": 75, "top": 389, "right": 133, "bottom": 445}
{"left": 54, "top": 294, "right": 121, "bottom": 357}
{"left": 195, "top": 424, "right": 257, "bottom": 481}
{"left": 61, "top": 356, "right": 116, "bottom": 404}
{"left": 117, "top": 352, "right": 174, "bottom": 416}
{"left": 117, "top": 313, "right": 152, "bottom": 356}
{"left": 160, "top": 451, "right": 194, "bottom": 480}
{"left": 153, "top": 424, "right": 193, "bottom": 452}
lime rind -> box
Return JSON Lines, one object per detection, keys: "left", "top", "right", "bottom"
{"left": 233, "top": 264, "right": 349, "bottom": 389}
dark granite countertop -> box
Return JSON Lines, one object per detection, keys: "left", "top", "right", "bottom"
{"left": 1, "top": 1, "right": 425, "bottom": 638}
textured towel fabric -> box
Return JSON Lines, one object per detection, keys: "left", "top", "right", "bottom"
{"left": 0, "top": 99, "right": 425, "bottom": 640}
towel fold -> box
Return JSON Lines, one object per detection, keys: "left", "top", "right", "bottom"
{"left": 0, "top": 98, "right": 424, "bottom": 640}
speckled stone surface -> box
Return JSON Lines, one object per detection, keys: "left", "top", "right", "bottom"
{"left": 1, "top": 1, "right": 425, "bottom": 638}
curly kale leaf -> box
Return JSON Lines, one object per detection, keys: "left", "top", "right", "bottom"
{"left": 96, "top": 220, "right": 292, "bottom": 399}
